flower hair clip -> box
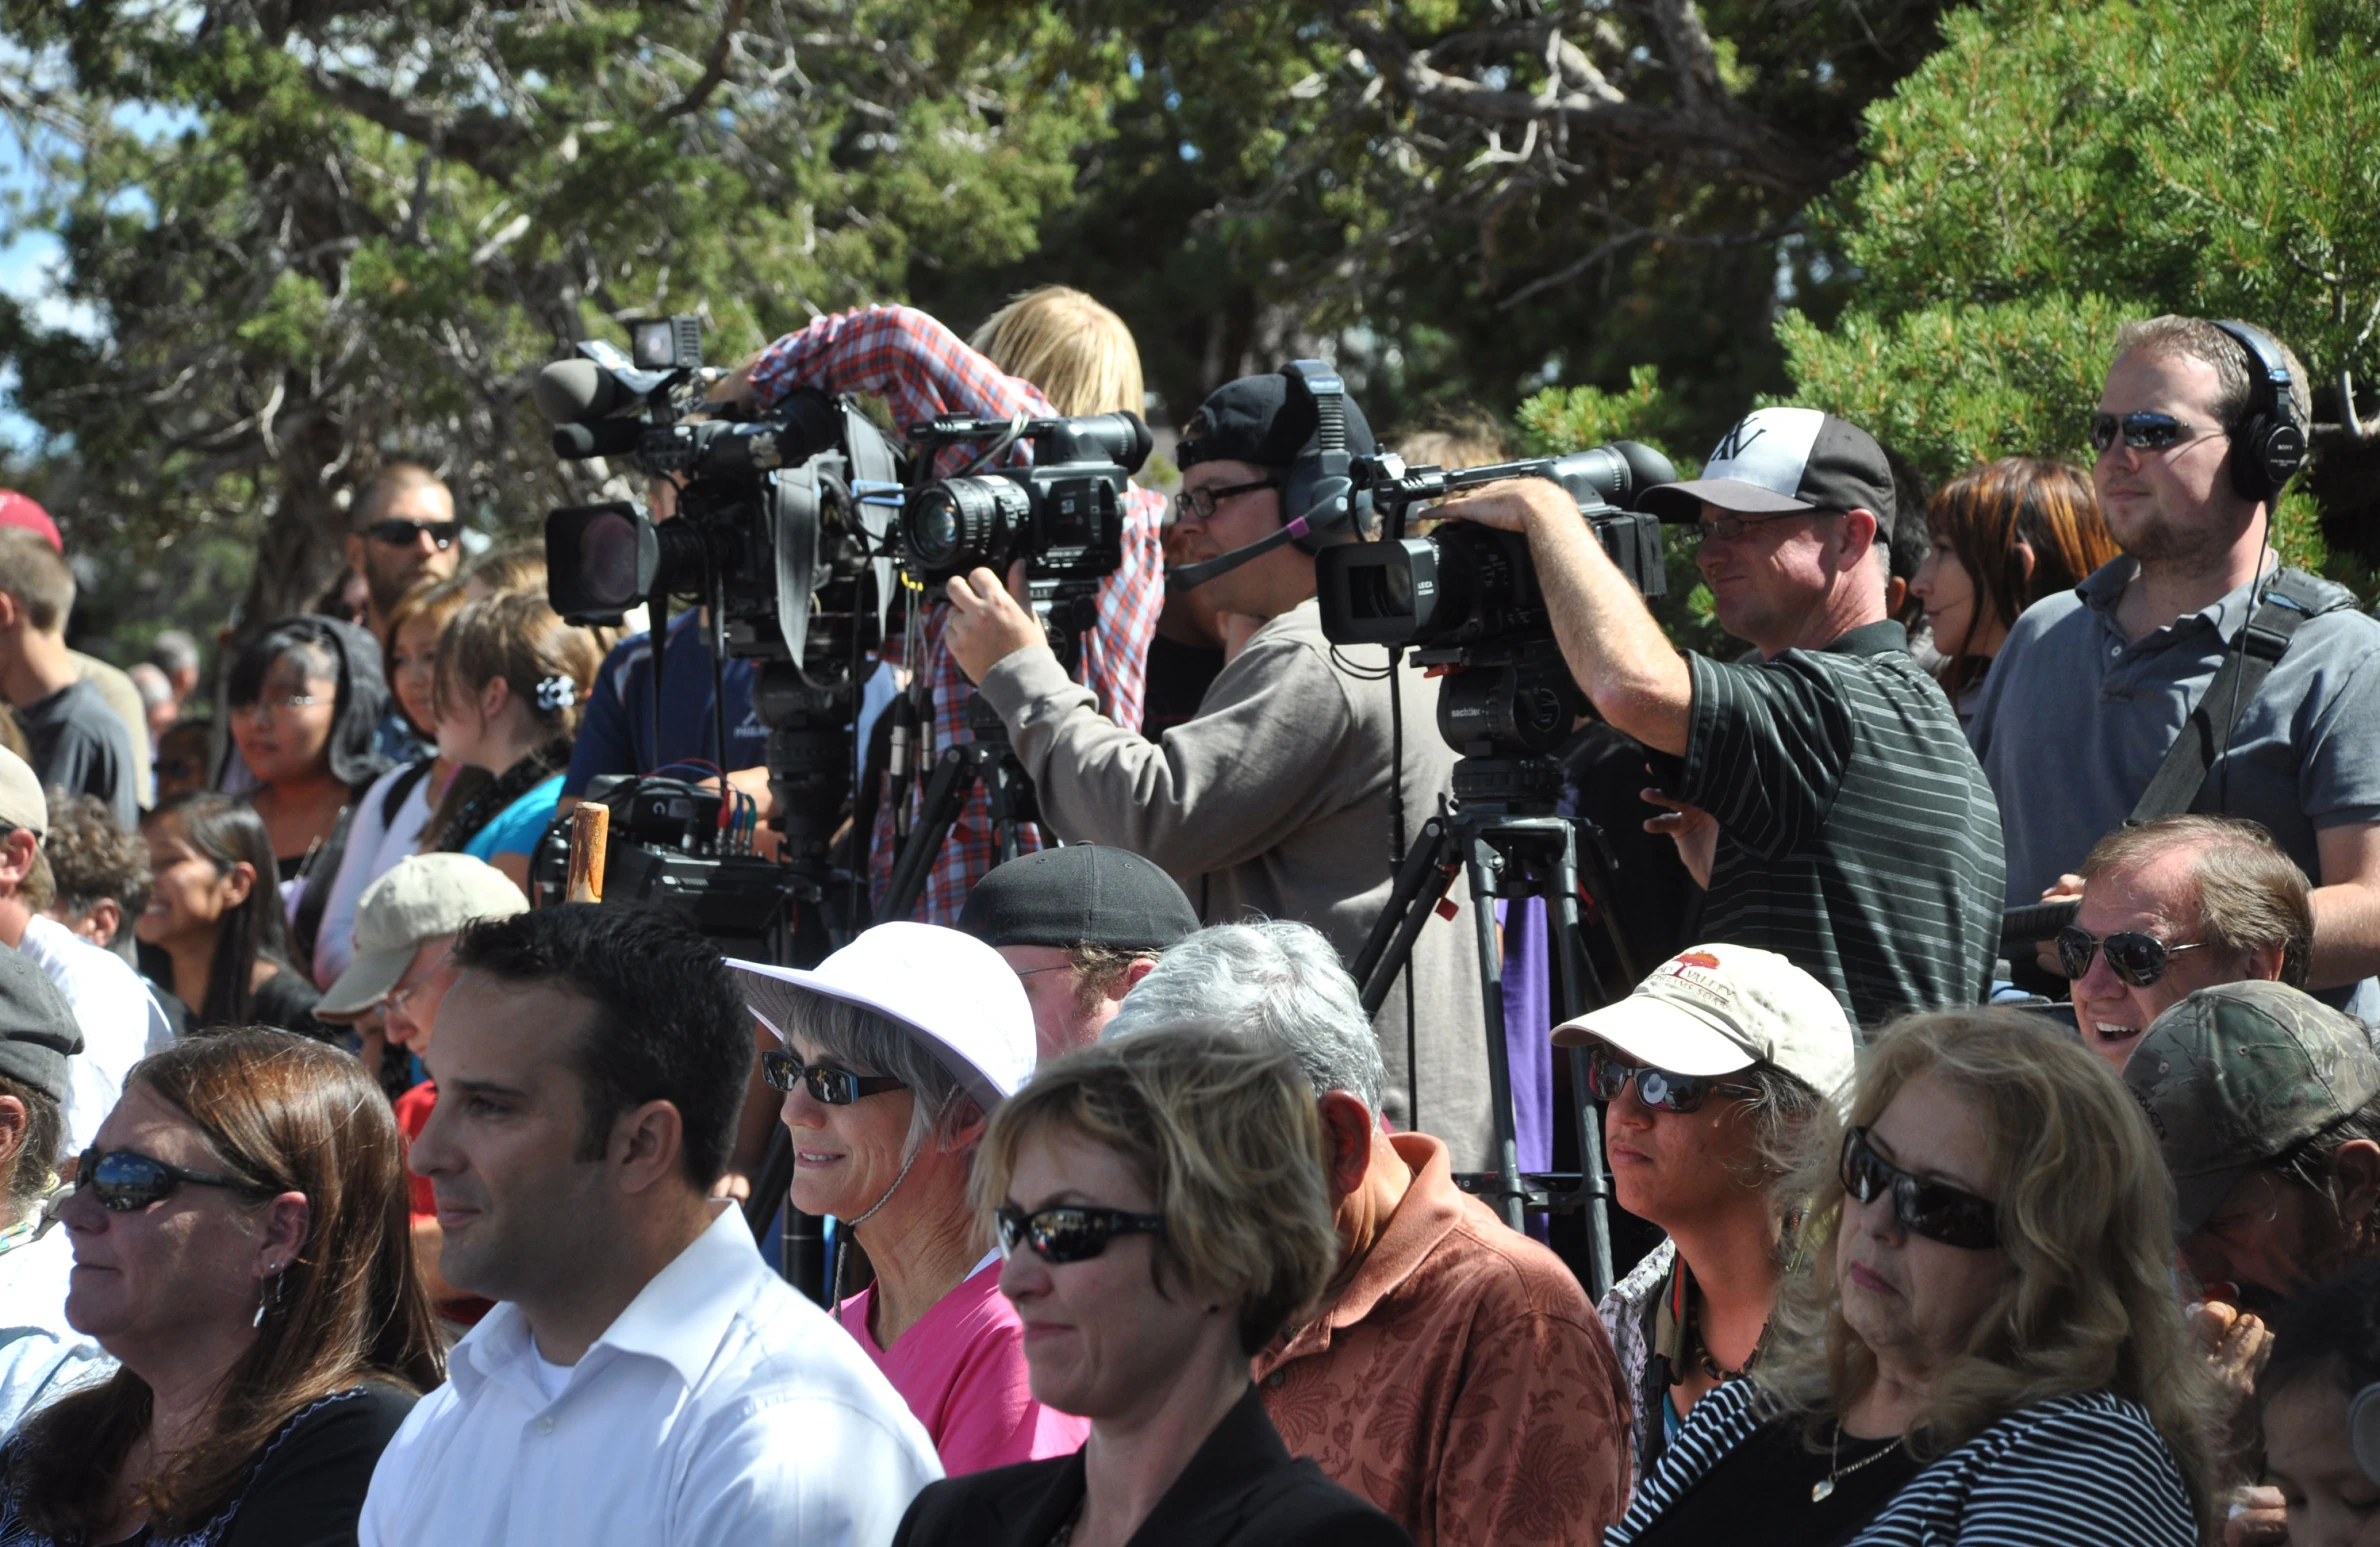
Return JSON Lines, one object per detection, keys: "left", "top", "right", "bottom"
{"left": 535, "top": 674, "right": 577, "bottom": 713}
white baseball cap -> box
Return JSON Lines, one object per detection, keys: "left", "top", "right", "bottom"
{"left": 728, "top": 922, "right": 1035, "bottom": 1109}
{"left": 1551, "top": 942, "right": 1856, "bottom": 1114}
{"left": 317, "top": 855, "right": 530, "bottom": 1021}
{"left": 0, "top": 747, "right": 45, "bottom": 834}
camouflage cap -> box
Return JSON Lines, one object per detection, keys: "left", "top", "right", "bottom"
{"left": 2124, "top": 980, "right": 2380, "bottom": 1238}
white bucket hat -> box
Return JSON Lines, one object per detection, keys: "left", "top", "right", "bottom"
{"left": 728, "top": 922, "right": 1035, "bottom": 1109}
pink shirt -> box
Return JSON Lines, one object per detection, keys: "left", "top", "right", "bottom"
{"left": 836, "top": 1261, "right": 1091, "bottom": 1476}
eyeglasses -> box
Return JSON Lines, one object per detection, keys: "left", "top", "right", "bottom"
{"left": 75, "top": 1147, "right": 277, "bottom": 1213}
{"left": 364, "top": 519, "right": 462, "bottom": 550}
{"left": 1583, "top": 1046, "right": 1763, "bottom": 1115}
{"left": 1839, "top": 1126, "right": 1999, "bottom": 1250}
{"left": 230, "top": 693, "right": 323, "bottom": 723}
{"left": 1172, "top": 478, "right": 1282, "bottom": 524}
{"left": 1690, "top": 509, "right": 1835, "bottom": 544}
{"left": 760, "top": 1051, "right": 906, "bottom": 1105}
{"left": 2055, "top": 925, "right": 2205, "bottom": 988}
{"left": 994, "top": 1204, "right": 1168, "bottom": 1264}
{"left": 2088, "top": 412, "right": 2221, "bottom": 456}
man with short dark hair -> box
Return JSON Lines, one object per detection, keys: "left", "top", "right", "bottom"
{"left": 957, "top": 844, "right": 1198, "bottom": 1059}
{"left": 0, "top": 946, "right": 103, "bottom": 1432}
{"left": 1437, "top": 407, "right": 2004, "bottom": 1026}
{"left": 1972, "top": 317, "right": 2380, "bottom": 1005}
{"left": 348, "top": 463, "right": 461, "bottom": 641}
{"left": 359, "top": 902, "right": 938, "bottom": 1547}
{"left": 38, "top": 790, "right": 150, "bottom": 956}
{"left": 2064, "top": 815, "right": 2310, "bottom": 1070}
{"left": 0, "top": 528, "right": 137, "bottom": 831}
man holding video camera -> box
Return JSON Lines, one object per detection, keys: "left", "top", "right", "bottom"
{"left": 943, "top": 370, "right": 1493, "bottom": 1166}
{"left": 1436, "top": 408, "right": 2003, "bottom": 1027}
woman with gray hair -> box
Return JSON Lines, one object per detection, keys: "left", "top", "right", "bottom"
{"left": 731, "top": 923, "right": 1090, "bottom": 1477}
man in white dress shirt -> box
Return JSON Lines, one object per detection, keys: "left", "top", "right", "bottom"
{"left": 359, "top": 903, "right": 940, "bottom": 1547}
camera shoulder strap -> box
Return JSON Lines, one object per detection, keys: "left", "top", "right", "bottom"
{"left": 2125, "top": 568, "right": 2332, "bottom": 825}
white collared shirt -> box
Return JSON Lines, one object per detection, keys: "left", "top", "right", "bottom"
{"left": 17, "top": 915, "right": 175, "bottom": 1155}
{"left": 359, "top": 1203, "right": 942, "bottom": 1547}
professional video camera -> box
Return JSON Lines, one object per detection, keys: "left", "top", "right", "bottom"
{"left": 531, "top": 316, "right": 906, "bottom": 946}
{"left": 897, "top": 410, "right": 1150, "bottom": 665}
{"left": 1316, "top": 443, "right": 1673, "bottom": 774}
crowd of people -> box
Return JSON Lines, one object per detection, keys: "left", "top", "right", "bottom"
{"left": 0, "top": 286, "right": 2368, "bottom": 1547}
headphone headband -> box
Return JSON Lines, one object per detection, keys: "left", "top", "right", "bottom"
{"left": 2209, "top": 319, "right": 2307, "bottom": 505}
{"left": 1279, "top": 360, "right": 1361, "bottom": 554}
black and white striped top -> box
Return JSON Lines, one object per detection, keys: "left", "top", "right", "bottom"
{"left": 1607, "top": 1376, "right": 2200, "bottom": 1547}
{"left": 1677, "top": 622, "right": 2006, "bottom": 1029}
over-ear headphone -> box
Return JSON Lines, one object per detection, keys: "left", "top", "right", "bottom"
{"left": 2210, "top": 319, "right": 2307, "bottom": 506}
{"left": 1278, "top": 360, "right": 1363, "bottom": 554}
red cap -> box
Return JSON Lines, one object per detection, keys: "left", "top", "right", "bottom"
{"left": 0, "top": 492, "right": 61, "bottom": 552}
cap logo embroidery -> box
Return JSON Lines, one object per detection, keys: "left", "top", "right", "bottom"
{"left": 1709, "top": 421, "right": 1768, "bottom": 463}
{"left": 1670, "top": 951, "right": 1723, "bottom": 973}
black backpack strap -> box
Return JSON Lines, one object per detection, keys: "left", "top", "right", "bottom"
{"left": 2127, "top": 573, "right": 2329, "bottom": 825}
{"left": 378, "top": 757, "right": 434, "bottom": 828}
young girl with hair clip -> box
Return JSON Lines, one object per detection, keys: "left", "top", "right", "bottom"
{"left": 425, "top": 594, "right": 601, "bottom": 893}
{"left": 1909, "top": 457, "right": 2119, "bottom": 725}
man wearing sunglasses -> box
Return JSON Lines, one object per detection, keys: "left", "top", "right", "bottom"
{"left": 1436, "top": 406, "right": 2004, "bottom": 1029}
{"left": 1969, "top": 317, "right": 2380, "bottom": 1013}
{"left": 345, "top": 462, "right": 461, "bottom": 643}
{"left": 2063, "top": 815, "right": 2310, "bottom": 1070}
{"left": 0, "top": 948, "right": 104, "bottom": 1433}
{"left": 1105, "top": 921, "right": 1628, "bottom": 1547}
{"left": 1550, "top": 941, "right": 1855, "bottom": 1487}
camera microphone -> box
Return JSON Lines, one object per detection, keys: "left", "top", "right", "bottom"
{"left": 1166, "top": 482, "right": 1352, "bottom": 593}
{"left": 553, "top": 420, "right": 646, "bottom": 460}
{"left": 534, "top": 359, "right": 644, "bottom": 424}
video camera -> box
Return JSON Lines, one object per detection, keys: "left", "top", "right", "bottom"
{"left": 898, "top": 410, "right": 1150, "bottom": 666}
{"left": 1316, "top": 444, "right": 1675, "bottom": 766}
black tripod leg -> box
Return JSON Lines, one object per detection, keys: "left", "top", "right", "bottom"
{"left": 1547, "top": 830, "right": 1616, "bottom": 1299}
{"left": 1462, "top": 834, "right": 1528, "bottom": 1233}
{"left": 880, "top": 747, "right": 980, "bottom": 923}
{"left": 1355, "top": 818, "right": 1458, "bottom": 1018}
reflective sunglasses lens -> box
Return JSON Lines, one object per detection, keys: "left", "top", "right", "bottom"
{"left": 90, "top": 1151, "right": 171, "bottom": 1211}
{"left": 1906, "top": 1187, "right": 1998, "bottom": 1249}
{"left": 994, "top": 1207, "right": 1027, "bottom": 1255}
{"left": 1639, "top": 1069, "right": 1702, "bottom": 1113}
{"left": 1030, "top": 1209, "right": 1102, "bottom": 1264}
{"left": 2055, "top": 926, "right": 2097, "bottom": 979}
{"left": 2101, "top": 932, "right": 2169, "bottom": 987}
{"left": 1585, "top": 1051, "right": 1624, "bottom": 1101}
{"left": 803, "top": 1067, "right": 859, "bottom": 1105}
{"left": 2128, "top": 415, "right": 2184, "bottom": 450}
{"left": 760, "top": 1052, "right": 798, "bottom": 1092}
{"left": 2089, "top": 414, "right": 2119, "bottom": 453}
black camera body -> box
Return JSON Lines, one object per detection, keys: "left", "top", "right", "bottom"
{"left": 1316, "top": 443, "right": 1675, "bottom": 759}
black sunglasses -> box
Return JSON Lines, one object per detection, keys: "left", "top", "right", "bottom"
{"left": 1839, "top": 1126, "right": 1998, "bottom": 1250}
{"left": 75, "top": 1147, "right": 277, "bottom": 1213}
{"left": 761, "top": 1051, "right": 906, "bottom": 1105}
{"left": 2088, "top": 412, "right": 2219, "bottom": 455}
{"left": 1584, "top": 1046, "right": 1762, "bottom": 1115}
{"left": 363, "top": 518, "right": 462, "bottom": 550}
{"left": 2055, "top": 925, "right": 2205, "bottom": 988}
{"left": 995, "top": 1204, "right": 1167, "bottom": 1264}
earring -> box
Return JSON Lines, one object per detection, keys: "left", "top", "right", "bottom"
{"left": 253, "top": 1265, "right": 284, "bottom": 1329}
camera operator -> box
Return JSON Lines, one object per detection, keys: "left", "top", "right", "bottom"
{"left": 1969, "top": 317, "right": 2380, "bottom": 1008}
{"left": 1436, "top": 407, "right": 2003, "bottom": 1027}
{"left": 703, "top": 289, "right": 1165, "bottom": 923}
{"left": 942, "top": 373, "right": 1491, "bottom": 1167}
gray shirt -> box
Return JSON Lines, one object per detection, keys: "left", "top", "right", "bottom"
{"left": 979, "top": 599, "right": 1494, "bottom": 1168}
{"left": 1970, "top": 558, "right": 2380, "bottom": 906}
{"left": 16, "top": 678, "right": 137, "bottom": 833}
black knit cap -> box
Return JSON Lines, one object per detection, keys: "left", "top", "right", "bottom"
{"left": 958, "top": 846, "right": 1200, "bottom": 953}
{"left": 0, "top": 947, "right": 83, "bottom": 1106}
{"left": 1175, "top": 370, "right": 1376, "bottom": 471}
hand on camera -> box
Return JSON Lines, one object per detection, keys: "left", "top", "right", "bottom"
{"left": 945, "top": 562, "right": 1048, "bottom": 683}
{"left": 1431, "top": 478, "right": 1575, "bottom": 533}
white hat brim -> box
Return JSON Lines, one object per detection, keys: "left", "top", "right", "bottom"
{"left": 1550, "top": 993, "right": 1756, "bottom": 1077}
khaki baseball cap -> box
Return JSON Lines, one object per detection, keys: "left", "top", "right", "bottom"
{"left": 2125, "top": 979, "right": 2380, "bottom": 1237}
{"left": 1552, "top": 942, "right": 1857, "bottom": 1114}
{"left": 0, "top": 747, "right": 46, "bottom": 834}
{"left": 317, "top": 855, "right": 529, "bottom": 1021}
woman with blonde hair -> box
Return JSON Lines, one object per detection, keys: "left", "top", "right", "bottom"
{"left": 893, "top": 1027, "right": 1409, "bottom": 1546}
{"left": 425, "top": 593, "right": 601, "bottom": 890}
{"left": 713, "top": 287, "right": 1165, "bottom": 925}
{"left": 1909, "top": 457, "right": 2117, "bottom": 717}
{"left": 1607, "top": 1009, "right": 2216, "bottom": 1547}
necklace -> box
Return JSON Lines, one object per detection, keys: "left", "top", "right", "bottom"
{"left": 1812, "top": 1424, "right": 1901, "bottom": 1503}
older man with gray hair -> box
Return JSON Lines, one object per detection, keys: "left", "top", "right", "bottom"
{"left": 1106, "top": 920, "right": 1630, "bottom": 1547}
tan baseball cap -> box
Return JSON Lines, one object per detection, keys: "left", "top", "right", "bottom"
{"left": 0, "top": 747, "right": 46, "bottom": 834}
{"left": 317, "top": 855, "right": 528, "bottom": 1021}
{"left": 1552, "top": 942, "right": 1857, "bottom": 1113}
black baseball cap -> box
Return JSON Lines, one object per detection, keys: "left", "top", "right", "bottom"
{"left": 958, "top": 846, "right": 1200, "bottom": 953}
{"left": 0, "top": 947, "right": 83, "bottom": 1106}
{"left": 1640, "top": 407, "right": 1897, "bottom": 537}
{"left": 1175, "top": 369, "right": 1375, "bottom": 472}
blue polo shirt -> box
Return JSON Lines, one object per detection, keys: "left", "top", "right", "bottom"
{"left": 562, "top": 611, "right": 768, "bottom": 795}
{"left": 1970, "top": 557, "right": 2380, "bottom": 906}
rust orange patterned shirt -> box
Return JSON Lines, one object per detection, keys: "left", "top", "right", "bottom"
{"left": 1253, "top": 1133, "right": 1633, "bottom": 1547}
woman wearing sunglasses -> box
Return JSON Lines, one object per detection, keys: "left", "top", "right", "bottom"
{"left": 1606, "top": 1011, "right": 2218, "bottom": 1547}
{"left": 896, "top": 1026, "right": 1408, "bottom": 1547}
{"left": 731, "top": 922, "right": 1088, "bottom": 1477}
{"left": 0, "top": 1028, "right": 444, "bottom": 1546}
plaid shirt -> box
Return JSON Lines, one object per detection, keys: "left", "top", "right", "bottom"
{"left": 748, "top": 305, "right": 1165, "bottom": 923}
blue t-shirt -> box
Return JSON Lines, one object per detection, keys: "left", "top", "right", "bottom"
{"left": 465, "top": 775, "right": 564, "bottom": 861}
{"left": 562, "top": 612, "right": 766, "bottom": 796}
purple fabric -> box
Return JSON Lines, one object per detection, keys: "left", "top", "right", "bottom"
{"left": 1498, "top": 896, "right": 1554, "bottom": 1172}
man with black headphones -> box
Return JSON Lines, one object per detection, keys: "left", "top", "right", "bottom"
{"left": 941, "top": 365, "right": 1493, "bottom": 1169}
{"left": 1970, "top": 316, "right": 2380, "bottom": 1009}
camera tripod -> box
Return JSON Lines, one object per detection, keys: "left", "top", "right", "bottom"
{"left": 1350, "top": 753, "right": 1637, "bottom": 1300}
{"left": 879, "top": 690, "right": 1039, "bottom": 924}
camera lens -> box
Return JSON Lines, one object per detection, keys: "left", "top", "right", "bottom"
{"left": 900, "top": 478, "right": 1030, "bottom": 581}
